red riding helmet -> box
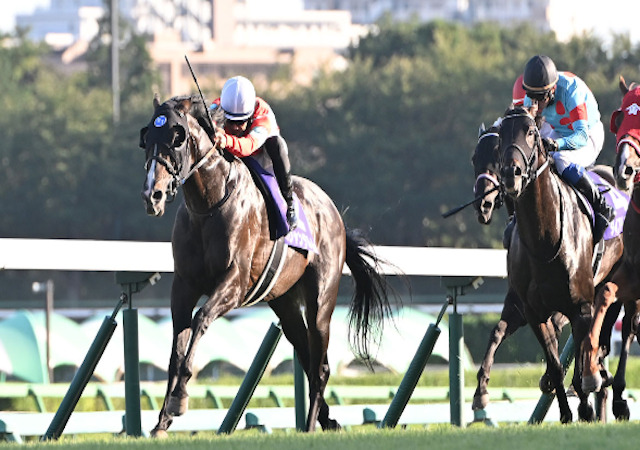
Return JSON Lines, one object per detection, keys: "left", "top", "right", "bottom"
{"left": 512, "top": 74, "right": 526, "bottom": 106}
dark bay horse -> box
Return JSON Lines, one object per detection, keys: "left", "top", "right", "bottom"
{"left": 139, "top": 95, "right": 395, "bottom": 436}
{"left": 471, "top": 122, "right": 568, "bottom": 412}
{"left": 583, "top": 77, "right": 640, "bottom": 420}
{"left": 498, "top": 107, "right": 623, "bottom": 423}
{"left": 472, "top": 124, "right": 505, "bottom": 225}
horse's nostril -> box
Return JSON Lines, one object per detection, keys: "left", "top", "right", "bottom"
{"left": 625, "top": 166, "right": 634, "bottom": 177}
{"left": 514, "top": 166, "right": 522, "bottom": 176}
{"left": 152, "top": 190, "right": 164, "bottom": 201}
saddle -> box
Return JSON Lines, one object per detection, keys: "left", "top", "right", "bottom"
{"left": 242, "top": 156, "right": 318, "bottom": 255}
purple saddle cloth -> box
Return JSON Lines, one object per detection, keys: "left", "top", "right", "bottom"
{"left": 587, "top": 171, "right": 628, "bottom": 241}
{"left": 244, "top": 156, "right": 319, "bottom": 254}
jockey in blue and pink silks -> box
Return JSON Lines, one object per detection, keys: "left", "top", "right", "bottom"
{"left": 211, "top": 76, "right": 298, "bottom": 231}
{"left": 522, "top": 54, "right": 614, "bottom": 243}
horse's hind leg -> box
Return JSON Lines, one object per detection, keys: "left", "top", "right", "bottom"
{"left": 269, "top": 285, "right": 340, "bottom": 432}
{"left": 582, "top": 283, "right": 619, "bottom": 393}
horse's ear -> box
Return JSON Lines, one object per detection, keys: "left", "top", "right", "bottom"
{"left": 478, "top": 123, "right": 486, "bottom": 137}
{"left": 139, "top": 126, "right": 148, "bottom": 149}
{"left": 620, "top": 75, "right": 629, "bottom": 96}
{"left": 153, "top": 93, "right": 161, "bottom": 109}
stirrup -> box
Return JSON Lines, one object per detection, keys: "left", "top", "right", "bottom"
{"left": 286, "top": 205, "right": 298, "bottom": 231}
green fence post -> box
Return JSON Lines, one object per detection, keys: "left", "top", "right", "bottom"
{"left": 294, "top": 351, "right": 308, "bottom": 431}
{"left": 378, "top": 300, "right": 448, "bottom": 428}
{"left": 218, "top": 322, "right": 283, "bottom": 434}
{"left": 123, "top": 293, "right": 142, "bottom": 437}
{"left": 449, "top": 303, "right": 464, "bottom": 427}
{"left": 41, "top": 297, "right": 123, "bottom": 441}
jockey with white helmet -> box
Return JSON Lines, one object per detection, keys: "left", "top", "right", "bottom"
{"left": 212, "top": 76, "right": 298, "bottom": 231}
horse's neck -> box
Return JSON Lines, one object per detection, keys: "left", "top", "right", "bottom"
{"left": 181, "top": 136, "right": 236, "bottom": 213}
{"left": 515, "top": 169, "right": 563, "bottom": 248}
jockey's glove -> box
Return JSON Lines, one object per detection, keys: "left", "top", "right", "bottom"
{"left": 542, "top": 137, "right": 558, "bottom": 153}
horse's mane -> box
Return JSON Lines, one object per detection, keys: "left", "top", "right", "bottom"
{"left": 161, "top": 95, "right": 225, "bottom": 136}
{"left": 503, "top": 106, "right": 544, "bottom": 130}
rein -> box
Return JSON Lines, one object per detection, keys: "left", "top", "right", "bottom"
{"left": 182, "top": 134, "right": 238, "bottom": 215}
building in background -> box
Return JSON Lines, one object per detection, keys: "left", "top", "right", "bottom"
{"left": 17, "top": 0, "right": 365, "bottom": 93}
{"left": 15, "top": 0, "right": 611, "bottom": 93}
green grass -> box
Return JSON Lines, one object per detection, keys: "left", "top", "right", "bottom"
{"left": 5, "top": 422, "right": 640, "bottom": 450}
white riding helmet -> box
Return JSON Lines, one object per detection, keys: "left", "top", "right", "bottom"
{"left": 220, "top": 76, "right": 256, "bottom": 121}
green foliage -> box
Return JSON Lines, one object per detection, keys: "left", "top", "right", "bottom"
{"left": 272, "top": 21, "right": 640, "bottom": 247}
{"left": 3, "top": 21, "right": 640, "bottom": 299}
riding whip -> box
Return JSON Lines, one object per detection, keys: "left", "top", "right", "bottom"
{"left": 441, "top": 185, "right": 500, "bottom": 218}
{"left": 184, "top": 55, "right": 216, "bottom": 134}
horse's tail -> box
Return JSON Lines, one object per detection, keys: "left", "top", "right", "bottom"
{"left": 345, "top": 228, "right": 400, "bottom": 368}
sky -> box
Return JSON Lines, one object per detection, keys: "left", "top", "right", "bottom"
{"left": 1, "top": 0, "right": 50, "bottom": 33}
{"left": 2, "top": 0, "right": 640, "bottom": 43}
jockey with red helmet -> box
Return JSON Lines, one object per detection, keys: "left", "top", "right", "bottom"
{"left": 522, "top": 55, "right": 613, "bottom": 243}
{"left": 212, "top": 76, "right": 298, "bottom": 231}
{"left": 512, "top": 74, "right": 526, "bottom": 107}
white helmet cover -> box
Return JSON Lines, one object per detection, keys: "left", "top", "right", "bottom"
{"left": 220, "top": 76, "right": 256, "bottom": 120}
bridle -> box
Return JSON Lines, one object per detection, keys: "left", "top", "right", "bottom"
{"left": 499, "top": 111, "right": 550, "bottom": 194}
{"left": 142, "top": 106, "right": 236, "bottom": 210}
{"left": 473, "top": 131, "right": 503, "bottom": 209}
{"left": 499, "top": 110, "right": 562, "bottom": 262}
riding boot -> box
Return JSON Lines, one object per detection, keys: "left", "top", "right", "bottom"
{"left": 265, "top": 136, "right": 298, "bottom": 232}
{"left": 573, "top": 173, "right": 615, "bottom": 244}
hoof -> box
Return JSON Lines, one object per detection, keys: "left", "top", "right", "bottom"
{"left": 472, "top": 394, "right": 489, "bottom": 411}
{"left": 582, "top": 373, "right": 602, "bottom": 394}
{"left": 167, "top": 395, "right": 189, "bottom": 416}
{"left": 578, "top": 402, "right": 595, "bottom": 422}
{"left": 150, "top": 429, "right": 169, "bottom": 439}
{"left": 326, "top": 419, "right": 341, "bottom": 431}
{"left": 613, "top": 399, "right": 630, "bottom": 421}
{"left": 560, "top": 411, "right": 573, "bottom": 424}
{"left": 539, "top": 374, "right": 555, "bottom": 394}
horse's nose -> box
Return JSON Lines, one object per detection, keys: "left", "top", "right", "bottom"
{"left": 141, "top": 188, "right": 165, "bottom": 216}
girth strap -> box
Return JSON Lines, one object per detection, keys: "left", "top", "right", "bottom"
{"left": 243, "top": 237, "right": 288, "bottom": 307}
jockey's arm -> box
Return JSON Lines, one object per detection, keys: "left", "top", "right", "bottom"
{"left": 220, "top": 125, "right": 270, "bottom": 157}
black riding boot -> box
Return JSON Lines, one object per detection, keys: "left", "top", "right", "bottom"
{"left": 574, "top": 173, "right": 614, "bottom": 244}
{"left": 265, "top": 136, "right": 298, "bottom": 231}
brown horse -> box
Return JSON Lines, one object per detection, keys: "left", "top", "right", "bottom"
{"left": 471, "top": 122, "right": 569, "bottom": 412}
{"left": 139, "top": 95, "right": 395, "bottom": 436}
{"left": 583, "top": 76, "right": 640, "bottom": 420}
{"left": 498, "top": 107, "right": 623, "bottom": 422}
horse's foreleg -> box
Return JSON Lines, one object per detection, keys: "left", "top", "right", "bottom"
{"left": 151, "top": 276, "right": 200, "bottom": 438}
{"left": 582, "top": 282, "right": 618, "bottom": 393}
{"left": 571, "top": 307, "right": 595, "bottom": 422}
{"left": 169, "top": 269, "right": 241, "bottom": 415}
{"left": 528, "top": 315, "right": 572, "bottom": 423}
{"left": 473, "top": 290, "right": 526, "bottom": 410}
